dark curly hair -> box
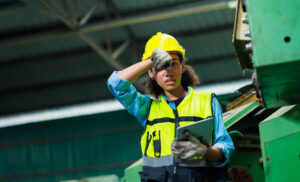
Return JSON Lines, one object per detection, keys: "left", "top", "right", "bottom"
{"left": 145, "top": 59, "right": 200, "bottom": 98}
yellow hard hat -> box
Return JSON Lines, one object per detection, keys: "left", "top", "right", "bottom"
{"left": 142, "top": 32, "right": 185, "bottom": 61}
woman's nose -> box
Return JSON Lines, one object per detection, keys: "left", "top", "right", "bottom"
{"left": 162, "top": 63, "right": 172, "bottom": 71}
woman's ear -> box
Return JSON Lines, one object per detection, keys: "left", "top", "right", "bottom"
{"left": 148, "top": 69, "right": 154, "bottom": 79}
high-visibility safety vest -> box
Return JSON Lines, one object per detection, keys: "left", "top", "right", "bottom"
{"left": 140, "top": 87, "right": 213, "bottom": 168}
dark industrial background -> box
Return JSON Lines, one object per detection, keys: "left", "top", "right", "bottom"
{"left": 0, "top": 0, "right": 248, "bottom": 116}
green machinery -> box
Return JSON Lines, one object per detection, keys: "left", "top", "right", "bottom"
{"left": 259, "top": 105, "right": 300, "bottom": 182}
{"left": 232, "top": 0, "right": 300, "bottom": 181}
{"left": 233, "top": 0, "right": 300, "bottom": 109}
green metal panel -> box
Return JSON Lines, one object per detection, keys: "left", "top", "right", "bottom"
{"left": 246, "top": 0, "right": 300, "bottom": 66}
{"left": 235, "top": 0, "right": 300, "bottom": 108}
{"left": 264, "top": 132, "right": 300, "bottom": 182}
{"left": 259, "top": 105, "right": 300, "bottom": 182}
{"left": 256, "top": 61, "right": 300, "bottom": 108}
{"left": 0, "top": 110, "right": 143, "bottom": 182}
{"left": 120, "top": 159, "right": 142, "bottom": 182}
{"left": 224, "top": 102, "right": 261, "bottom": 128}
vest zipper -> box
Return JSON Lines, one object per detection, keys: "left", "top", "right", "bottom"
{"left": 172, "top": 108, "right": 180, "bottom": 175}
{"left": 172, "top": 109, "right": 180, "bottom": 138}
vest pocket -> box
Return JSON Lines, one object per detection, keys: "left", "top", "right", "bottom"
{"left": 152, "top": 130, "right": 161, "bottom": 158}
{"left": 144, "top": 130, "right": 162, "bottom": 158}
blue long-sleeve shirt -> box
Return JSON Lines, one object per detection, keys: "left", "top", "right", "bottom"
{"left": 107, "top": 71, "right": 234, "bottom": 167}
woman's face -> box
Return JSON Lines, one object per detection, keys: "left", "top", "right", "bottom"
{"left": 151, "top": 54, "right": 184, "bottom": 92}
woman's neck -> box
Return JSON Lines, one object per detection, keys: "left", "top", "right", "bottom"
{"left": 164, "top": 85, "right": 187, "bottom": 101}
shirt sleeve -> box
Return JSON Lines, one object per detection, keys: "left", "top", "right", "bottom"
{"left": 107, "top": 71, "right": 151, "bottom": 127}
{"left": 211, "top": 96, "right": 235, "bottom": 167}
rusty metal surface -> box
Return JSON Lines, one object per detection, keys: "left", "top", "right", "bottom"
{"left": 228, "top": 166, "right": 253, "bottom": 182}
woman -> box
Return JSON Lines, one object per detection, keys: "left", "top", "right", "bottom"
{"left": 107, "top": 32, "right": 234, "bottom": 182}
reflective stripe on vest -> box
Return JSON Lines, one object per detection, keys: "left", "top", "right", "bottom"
{"left": 143, "top": 155, "right": 174, "bottom": 167}
{"left": 140, "top": 87, "right": 213, "bottom": 167}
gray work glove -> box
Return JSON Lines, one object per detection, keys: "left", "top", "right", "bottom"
{"left": 171, "top": 132, "right": 208, "bottom": 160}
{"left": 151, "top": 48, "right": 172, "bottom": 70}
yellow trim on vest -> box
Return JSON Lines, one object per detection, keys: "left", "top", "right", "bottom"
{"left": 141, "top": 87, "right": 213, "bottom": 159}
{"left": 177, "top": 88, "right": 212, "bottom": 118}
{"left": 147, "top": 95, "right": 175, "bottom": 121}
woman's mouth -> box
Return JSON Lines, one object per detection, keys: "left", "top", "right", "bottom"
{"left": 165, "top": 79, "right": 175, "bottom": 85}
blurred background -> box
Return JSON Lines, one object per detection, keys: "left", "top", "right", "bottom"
{"left": 0, "top": 0, "right": 254, "bottom": 181}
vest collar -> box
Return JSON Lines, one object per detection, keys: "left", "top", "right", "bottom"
{"left": 161, "top": 87, "right": 194, "bottom": 110}
{"left": 177, "top": 87, "right": 193, "bottom": 111}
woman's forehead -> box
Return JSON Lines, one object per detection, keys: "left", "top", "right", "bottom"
{"left": 170, "top": 53, "right": 180, "bottom": 60}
